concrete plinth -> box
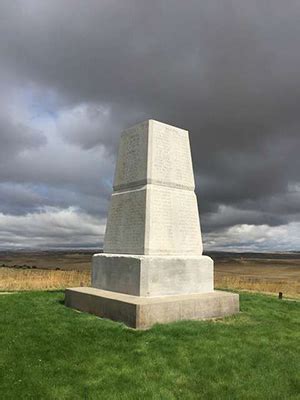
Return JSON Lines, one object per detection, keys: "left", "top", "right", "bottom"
{"left": 65, "top": 287, "right": 239, "bottom": 329}
{"left": 92, "top": 253, "right": 213, "bottom": 296}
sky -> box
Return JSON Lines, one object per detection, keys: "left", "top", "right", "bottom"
{"left": 0, "top": 0, "right": 299, "bottom": 251}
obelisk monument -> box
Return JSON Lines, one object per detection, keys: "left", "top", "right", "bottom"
{"left": 66, "top": 120, "right": 239, "bottom": 328}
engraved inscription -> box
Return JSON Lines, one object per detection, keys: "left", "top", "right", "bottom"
{"left": 104, "top": 188, "right": 146, "bottom": 254}
{"left": 113, "top": 122, "right": 148, "bottom": 189}
{"left": 150, "top": 121, "right": 195, "bottom": 189}
{"left": 146, "top": 186, "right": 202, "bottom": 255}
{"left": 104, "top": 120, "right": 203, "bottom": 256}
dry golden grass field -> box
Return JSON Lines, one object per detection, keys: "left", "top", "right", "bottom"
{"left": 0, "top": 251, "right": 299, "bottom": 298}
{"left": 214, "top": 257, "right": 300, "bottom": 298}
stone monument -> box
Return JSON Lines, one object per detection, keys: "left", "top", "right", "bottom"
{"left": 65, "top": 120, "right": 239, "bottom": 328}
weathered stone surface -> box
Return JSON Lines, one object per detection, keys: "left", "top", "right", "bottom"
{"left": 104, "top": 185, "right": 202, "bottom": 255}
{"left": 148, "top": 120, "right": 195, "bottom": 190}
{"left": 145, "top": 185, "right": 202, "bottom": 255}
{"left": 65, "top": 287, "right": 239, "bottom": 329}
{"left": 113, "top": 120, "right": 194, "bottom": 191}
{"left": 113, "top": 121, "right": 149, "bottom": 191}
{"left": 104, "top": 119, "right": 202, "bottom": 255}
{"left": 104, "top": 187, "right": 147, "bottom": 255}
{"left": 92, "top": 253, "right": 213, "bottom": 296}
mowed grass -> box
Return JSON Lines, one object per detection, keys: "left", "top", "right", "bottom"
{"left": 0, "top": 291, "right": 299, "bottom": 399}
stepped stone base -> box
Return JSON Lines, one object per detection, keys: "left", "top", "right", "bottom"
{"left": 92, "top": 253, "right": 213, "bottom": 296}
{"left": 65, "top": 287, "right": 239, "bottom": 329}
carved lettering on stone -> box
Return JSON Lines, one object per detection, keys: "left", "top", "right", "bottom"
{"left": 104, "top": 119, "right": 203, "bottom": 255}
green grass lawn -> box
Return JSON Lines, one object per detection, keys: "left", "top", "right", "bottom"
{"left": 0, "top": 291, "right": 299, "bottom": 400}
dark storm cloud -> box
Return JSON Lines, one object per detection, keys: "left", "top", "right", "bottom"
{"left": 0, "top": 114, "right": 46, "bottom": 161}
{"left": 57, "top": 103, "right": 146, "bottom": 151}
{"left": 0, "top": 0, "right": 299, "bottom": 248}
{"left": 0, "top": 139, "right": 113, "bottom": 219}
{"left": 0, "top": 183, "right": 45, "bottom": 215}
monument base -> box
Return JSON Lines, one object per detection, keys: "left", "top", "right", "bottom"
{"left": 65, "top": 287, "right": 239, "bottom": 329}
{"left": 92, "top": 253, "right": 214, "bottom": 296}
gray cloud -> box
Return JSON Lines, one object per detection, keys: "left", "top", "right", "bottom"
{"left": 0, "top": 0, "right": 299, "bottom": 249}
{"left": 0, "top": 115, "right": 46, "bottom": 162}
{"left": 0, "top": 207, "right": 104, "bottom": 249}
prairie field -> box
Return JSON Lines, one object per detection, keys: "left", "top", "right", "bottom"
{"left": 213, "top": 253, "right": 300, "bottom": 298}
{"left": 0, "top": 267, "right": 91, "bottom": 291}
{"left": 0, "top": 250, "right": 299, "bottom": 298}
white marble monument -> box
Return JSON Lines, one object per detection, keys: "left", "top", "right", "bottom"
{"left": 65, "top": 120, "right": 239, "bottom": 328}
